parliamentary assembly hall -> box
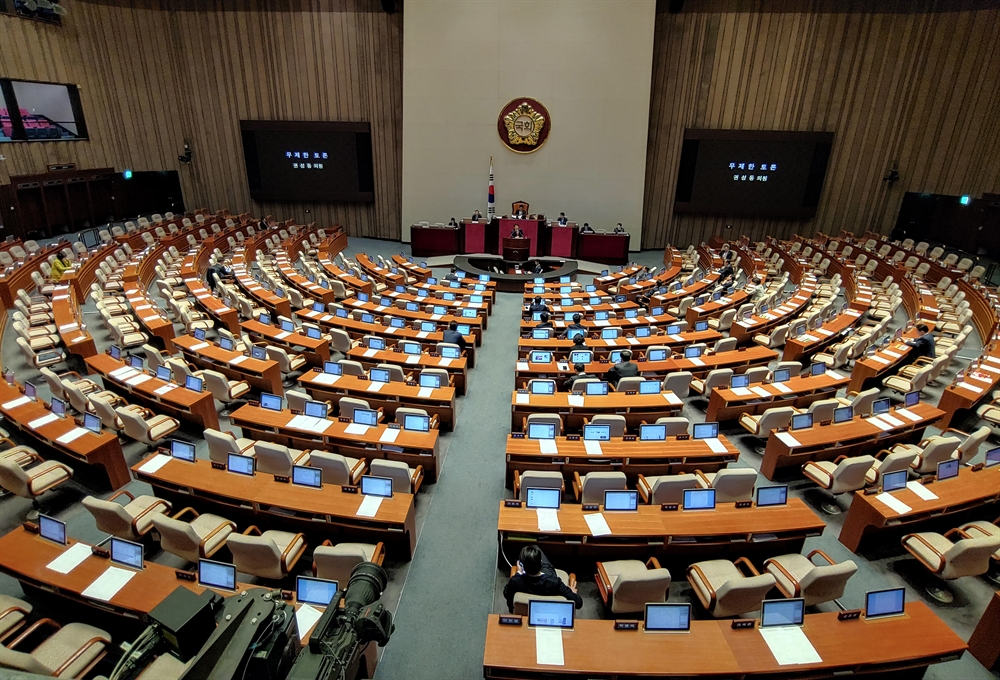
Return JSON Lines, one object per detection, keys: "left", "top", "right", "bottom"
{"left": 0, "top": 0, "right": 998, "bottom": 678}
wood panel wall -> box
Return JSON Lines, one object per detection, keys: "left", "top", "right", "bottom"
{"left": 0, "top": 0, "right": 402, "bottom": 240}
{"left": 641, "top": 0, "right": 1000, "bottom": 249}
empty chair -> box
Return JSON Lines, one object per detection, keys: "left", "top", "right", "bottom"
{"left": 202, "top": 369, "right": 250, "bottom": 412}
{"left": 836, "top": 387, "right": 880, "bottom": 415}
{"left": 227, "top": 526, "right": 307, "bottom": 580}
{"left": 16, "top": 337, "right": 65, "bottom": 369}
{"left": 369, "top": 459, "right": 423, "bottom": 494}
{"left": 514, "top": 470, "right": 565, "bottom": 500}
{"left": 764, "top": 550, "right": 858, "bottom": 606}
{"left": 801, "top": 455, "right": 876, "bottom": 514}
{"left": 636, "top": 473, "right": 698, "bottom": 504}
{"left": 338, "top": 360, "right": 367, "bottom": 377}
{"left": 0, "top": 620, "right": 111, "bottom": 678}
{"left": 814, "top": 340, "right": 853, "bottom": 370}
{"left": 595, "top": 558, "right": 672, "bottom": 614}
{"left": 653, "top": 416, "right": 690, "bottom": 436}
{"left": 82, "top": 490, "right": 172, "bottom": 541}
{"left": 946, "top": 425, "right": 990, "bottom": 465}
{"left": 739, "top": 406, "right": 794, "bottom": 454}
{"left": 254, "top": 441, "right": 310, "bottom": 475}
{"left": 339, "top": 396, "right": 382, "bottom": 422}
{"left": 0, "top": 594, "right": 32, "bottom": 643}
{"left": 689, "top": 368, "right": 733, "bottom": 397}
{"left": 266, "top": 345, "right": 308, "bottom": 382}
{"left": 797, "top": 398, "right": 840, "bottom": 423}
{"left": 694, "top": 467, "right": 757, "bottom": 503}
{"left": 588, "top": 414, "right": 626, "bottom": 437}
{"left": 524, "top": 413, "right": 562, "bottom": 436}
{"left": 708, "top": 309, "right": 737, "bottom": 332}
{"left": 572, "top": 471, "right": 627, "bottom": 503}
{"left": 865, "top": 449, "right": 917, "bottom": 486}
{"left": 687, "top": 558, "right": 777, "bottom": 618}
{"left": 0, "top": 454, "right": 73, "bottom": 520}
{"left": 313, "top": 540, "right": 385, "bottom": 585}
{"left": 883, "top": 364, "right": 932, "bottom": 394}
{"left": 902, "top": 528, "right": 1000, "bottom": 602}
{"left": 204, "top": 428, "right": 257, "bottom": 464}
{"left": 712, "top": 337, "right": 738, "bottom": 353}
{"left": 116, "top": 405, "right": 180, "bottom": 446}
{"left": 661, "top": 371, "right": 692, "bottom": 398}
{"left": 151, "top": 507, "right": 236, "bottom": 563}
{"left": 309, "top": 450, "right": 366, "bottom": 485}
{"left": 896, "top": 436, "right": 962, "bottom": 474}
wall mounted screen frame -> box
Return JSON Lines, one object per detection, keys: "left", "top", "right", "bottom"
{"left": 0, "top": 78, "right": 87, "bottom": 142}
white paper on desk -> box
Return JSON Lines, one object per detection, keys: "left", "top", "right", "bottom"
{"left": 438, "top": 358, "right": 453, "bottom": 367}
{"left": 875, "top": 492, "right": 912, "bottom": 514}
{"left": 870, "top": 355, "right": 891, "bottom": 365}
{"left": 536, "top": 509, "right": 561, "bottom": 532}
{"left": 626, "top": 337, "right": 639, "bottom": 345}
{"left": 296, "top": 604, "right": 323, "bottom": 641}
{"left": 82, "top": 566, "right": 136, "bottom": 601}
{"left": 515, "top": 393, "right": 530, "bottom": 404}
{"left": 276, "top": 331, "right": 291, "bottom": 340}
{"left": 759, "top": 626, "right": 822, "bottom": 666}
{"left": 109, "top": 366, "right": 137, "bottom": 379}
{"left": 344, "top": 423, "right": 370, "bottom": 436}
{"left": 154, "top": 384, "right": 177, "bottom": 395}
{"left": 689, "top": 357, "right": 705, "bottom": 367}
{"left": 138, "top": 454, "right": 172, "bottom": 474}
{"left": 883, "top": 350, "right": 902, "bottom": 359}
{"left": 57, "top": 427, "right": 89, "bottom": 444}
{"left": 566, "top": 395, "right": 584, "bottom": 408}
{"left": 880, "top": 414, "right": 904, "bottom": 427}
{"left": 417, "top": 331, "right": 429, "bottom": 339}
{"left": 594, "top": 319, "right": 609, "bottom": 327}
{"left": 356, "top": 495, "right": 383, "bottom": 518}
{"left": 535, "top": 627, "right": 565, "bottom": 666}
{"left": 126, "top": 374, "right": 152, "bottom": 386}
{"left": 826, "top": 370, "right": 843, "bottom": 380}
{"left": 584, "top": 512, "right": 612, "bottom": 537}
{"left": 907, "top": 481, "right": 939, "bottom": 501}
{"left": 189, "top": 342, "right": 209, "bottom": 351}
{"left": 775, "top": 431, "right": 802, "bottom": 448}
{"left": 2, "top": 396, "right": 31, "bottom": 410}
{"left": 751, "top": 385, "right": 773, "bottom": 398}
{"left": 311, "top": 372, "right": 339, "bottom": 386}
{"left": 895, "top": 408, "right": 922, "bottom": 422}
{"left": 663, "top": 392, "right": 682, "bottom": 406}
{"left": 957, "top": 382, "right": 983, "bottom": 393}
{"left": 866, "top": 416, "right": 894, "bottom": 432}
{"left": 539, "top": 439, "right": 558, "bottom": 455}
{"left": 366, "top": 382, "right": 384, "bottom": 393}
{"left": 731, "top": 387, "right": 753, "bottom": 397}
{"left": 29, "top": 413, "right": 59, "bottom": 429}
{"left": 770, "top": 382, "right": 791, "bottom": 394}
{"left": 979, "top": 364, "right": 1000, "bottom": 374}
{"left": 705, "top": 437, "right": 728, "bottom": 454}
{"left": 46, "top": 543, "right": 93, "bottom": 574}
{"left": 379, "top": 428, "right": 400, "bottom": 443}
{"left": 584, "top": 440, "right": 603, "bottom": 456}
{"left": 58, "top": 322, "right": 78, "bottom": 332}
{"left": 817, "top": 328, "right": 834, "bottom": 336}
{"left": 405, "top": 356, "right": 420, "bottom": 365}
{"left": 669, "top": 334, "right": 684, "bottom": 342}
{"left": 417, "top": 387, "right": 434, "bottom": 398}
{"left": 363, "top": 348, "right": 378, "bottom": 358}
{"left": 603, "top": 338, "right": 617, "bottom": 346}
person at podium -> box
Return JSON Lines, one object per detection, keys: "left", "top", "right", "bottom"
{"left": 471, "top": 210, "right": 482, "bottom": 221}
{"left": 448, "top": 217, "right": 459, "bottom": 227}
{"left": 580, "top": 222, "right": 594, "bottom": 234}
{"left": 509, "top": 224, "right": 525, "bottom": 238}
{"left": 557, "top": 212, "right": 568, "bottom": 225}
{"left": 614, "top": 223, "right": 626, "bottom": 234}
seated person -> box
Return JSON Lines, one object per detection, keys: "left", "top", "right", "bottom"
{"left": 514, "top": 207, "right": 527, "bottom": 219}
{"left": 510, "top": 224, "right": 525, "bottom": 238}
{"left": 527, "top": 296, "right": 548, "bottom": 314}
{"left": 613, "top": 223, "right": 626, "bottom": 234}
{"left": 533, "top": 261, "right": 544, "bottom": 274}
{"left": 605, "top": 349, "right": 640, "bottom": 387}
{"left": 557, "top": 212, "right": 568, "bottom": 226}
{"left": 716, "top": 262, "right": 735, "bottom": 289}
{"left": 448, "top": 217, "right": 459, "bottom": 227}
{"left": 471, "top": 210, "right": 483, "bottom": 221}
{"left": 442, "top": 321, "right": 468, "bottom": 351}
{"left": 536, "top": 312, "right": 553, "bottom": 330}
{"left": 579, "top": 222, "right": 595, "bottom": 234}
{"left": 570, "top": 334, "right": 588, "bottom": 349}
{"left": 563, "top": 363, "right": 596, "bottom": 391}
{"left": 504, "top": 545, "right": 582, "bottom": 613}
{"left": 49, "top": 253, "right": 72, "bottom": 282}
{"left": 904, "top": 323, "right": 935, "bottom": 362}
{"left": 745, "top": 276, "right": 764, "bottom": 300}
{"left": 719, "top": 243, "right": 737, "bottom": 263}
{"left": 562, "top": 313, "right": 585, "bottom": 339}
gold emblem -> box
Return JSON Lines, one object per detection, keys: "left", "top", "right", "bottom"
{"left": 503, "top": 103, "right": 545, "bottom": 147}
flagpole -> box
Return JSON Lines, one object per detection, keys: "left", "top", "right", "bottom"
{"left": 487, "top": 155, "right": 495, "bottom": 225}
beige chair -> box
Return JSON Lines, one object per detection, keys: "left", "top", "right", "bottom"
{"left": 587, "top": 415, "right": 627, "bottom": 437}
{"left": 898, "top": 436, "right": 962, "bottom": 475}
{"left": 204, "top": 428, "right": 256, "bottom": 464}
{"left": 961, "top": 520, "right": 1000, "bottom": 566}
{"left": 739, "top": 406, "right": 794, "bottom": 454}
{"left": 836, "top": 387, "right": 880, "bottom": 415}
{"left": 266, "top": 346, "right": 307, "bottom": 384}
{"left": 690, "top": 368, "right": 733, "bottom": 397}
{"left": 636, "top": 473, "right": 698, "bottom": 505}
{"left": 764, "top": 550, "right": 858, "bottom": 606}
{"left": 595, "top": 558, "right": 672, "bottom": 614}
{"left": 654, "top": 416, "right": 690, "bottom": 436}
{"left": 82, "top": 490, "right": 171, "bottom": 541}
{"left": 0, "top": 454, "right": 73, "bottom": 520}
{"left": 0, "top": 620, "right": 111, "bottom": 678}
{"left": 687, "top": 557, "right": 777, "bottom": 618}
{"left": 0, "top": 594, "right": 32, "bottom": 644}
{"left": 524, "top": 413, "right": 563, "bottom": 437}
{"left": 865, "top": 449, "right": 917, "bottom": 486}
{"left": 801, "top": 455, "right": 875, "bottom": 513}
{"left": 15, "top": 337, "right": 65, "bottom": 369}
{"left": 151, "top": 507, "right": 236, "bottom": 563}
{"left": 313, "top": 540, "right": 385, "bottom": 585}
{"left": 661, "top": 371, "right": 692, "bottom": 398}
{"left": 227, "top": 526, "right": 307, "bottom": 580}
{"left": 369, "top": 459, "right": 423, "bottom": 494}
{"left": 116, "top": 405, "right": 180, "bottom": 446}
{"left": 795, "top": 398, "right": 840, "bottom": 424}
{"left": 254, "top": 441, "right": 310, "bottom": 475}
{"left": 339, "top": 396, "right": 383, "bottom": 423}
{"left": 883, "top": 364, "right": 932, "bottom": 394}
{"left": 308, "top": 450, "right": 365, "bottom": 485}
{"left": 902, "top": 528, "right": 1000, "bottom": 602}
{"left": 514, "top": 470, "right": 565, "bottom": 500}
{"left": 572, "top": 471, "right": 627, "bottom": 504}
{"left": 694, "top": 467, "right": 757, "bottom": 503}
{"left": 202, "top": 369, "right": 250, "bottom": 413}
{"left": 753, "top": 324, "right": 789, "bottom": 349}
{"left": 945, "top": 425, "right": 990, "bottom": 465}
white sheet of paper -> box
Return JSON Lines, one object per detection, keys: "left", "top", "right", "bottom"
{"left": 417, "top": 331, "right": 429, "bottom": 339}
{"left": 772, "top": 382, "right": 793, "bottom": 393}
{"left": 759, "top": 626, "right": 823, "bottom": 666}
{"left": 884, "top": 350, "right": 902, "bottom": 359}
{"left": 731, "top": 387, "right": 753, "bottom": 397}
{"left": 775, "top": 431, "right": 802, "bottom": 448}
{"left": 535, "top": 627, "right": 565, "bottom": 666}
{"left": 363, "top": 348, "right": 378, "bottom": 358}
{"left": 356, "top": 495, "right": 383, "bottom": 517}
{"left": 866, "top": 416, "right": 894, "bottom": 432}
{"left": 2, "top": 396, "right": 31, "bottom": 410}
{"left": 875, "top": 492, "right": 912, "bottom": 514}
{"left": 604, "top": 338, "right": 617, "bottom": 346}
{"left": 109, "top": 367, "right": 137, "bottom": 379}
{"left": 584, "top": 440, "right": 603, "bottom": 456}
{"left": 295, "top": 604, "right": 323, "bottom": 641}
{"left": 29, "top": 413, "right": 59, "bottom": 429}
{"left": 907, "top": 481, "right": 939, "bottom": 501}
{"left": 344, "top": 423, "right": 370, "bottom": 436}
{"left": 751, "top": 385, "right": 773, "bottom": 398}
{"left": 416, "top": 387, "right": 434, "bottom": 398}
{"left": 568, "top": 395, "right": 585, "bottom": 407}
{"left": 404, "top": 355, "right": 420, "bottom": 365}
{"left": 895, "top": 408, "right": 922, "bottom": 422}
{"left": 57, "top": 427, "right": 89, "bottom": 444}
{"left": 154, "top": 384, "right": 177, "bottom": 395}
{"left": 515, "top": 393, "right": 530, "bottom": 404}
{"left": 126, "top": 374, "right": 152, "bottom": 386}
{"left": 705, "top": 437, "right": 728, "bottom": 453}
{"left": 311, "top": 373, "right": 340, "bottom": 385}
{"left": 438, "top": 358, "right": 453, "bottom": 367}
{"left": 225, "top": 355, "right": 247, "bottom": 366}
{"left": 957, "top": 382, "right": 983, "bottom": 393}
{"left": 379, "top": 428, "right": 400, "bottom": 443}
{"left": 689, "top": 357, "right": 705, "bottom": 367}
{"left": 536, "top": 509, "right": 561, "bottom": 532}
{"left": 663, "top": 392, "right": 682, "bottom": 406}
{"left": 584, "top": 512, "right": 612, "bottom": 536}
{"left": 46, "top": 543, "right": 93, "bottom": 574}
{"left": 870, "top": 355, "right": 891, "bottom": 365}
{"left": 82, "top": 565, "right": 136, "bottom": 602}
{"left": 880, "top": 414, "right": 904, "bottom": 427}
{"left": 826, "top": 370, "right": 843, "bottom": 380}
{"left": 190, "top": 342, "right": 210, "bottom": 351}
{"left": 539, "top": 439, "right": 559, "bottom": 455}
{"left": 817, "top": 328, "right": 834, "bottom": 336}
{"left": 669, "top": 334, "right": 684, "bottom": 342}
{"left": 138, "top": 454, "right": 172, "bottom": 474}
{"left": 276, "top": 331, "right": 291, "bottom": 340}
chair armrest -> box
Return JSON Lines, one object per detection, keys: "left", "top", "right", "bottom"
{"left": 733, "top": 556, "right": 761, "bottom": 576}
{"left": 52, "top": 636, "right": 109, "bottom": 678}
{"left": 646, "top": 557, "right": 662, "bottom": 570}
{"left": 108, "top": 489, "right": 136, "bottom": 504}
{"left": 350, "top": 458, "right": 367, "bottom": 484}
{"left": 281, "top": 533, "right": 308, "bottom": 572}
{"left": 242, "top": 525, "right": 262, "bottom": 536}
{"left": 595, "top": 562, "right": 612, "bottom": 605}
{"left": 902, "top": 533, "right": 946, "bottom": 573}
{"left": 763, "top": 557, "right": 801, "bottom": 597}
{"left": 130, "top": 499, "right": 171, "bottom": 535}
{"left": 692, "top": 469, "right": 712, "bottom": 487}
{"left": 943, "top": 528, "right": 972, "bottom": 541}
{"left": 572, "top": 472, "right": 583, "bottom": 502}
{"left": 686, "top": 563, "right": 717, "bottom": 610}
{"left": 27, "top": 463, "right": 70, "bottom": 494}
{"left": 172, "top": 506, "right": 200, "bottom": 521}
{"left": 429, "top": 415, "right": 440, "bottom": 431}
{"left": 942, "top": 427, "right": 968, "bottom": 438}
{"left": 636, "top": 475, "right": 651, "bottom": 504}
{"left": 411, "top": 465, "right": 424, "bottom": 494}
{"left": 200, "top": 520, "right": 237, "bottom": 555}
{"left": 965, "top": 524, "right": 995, "bottom": 538}
{"left": 513, "top": 471, "right": 521, "bottom": 499}
{"left": 7, "top": 618, "right": 61, "bottom": 650}
{"left": 806, "top": 549, "right": 837, "bottom": 566}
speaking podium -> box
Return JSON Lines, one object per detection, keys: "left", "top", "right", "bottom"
{"left": 503, "top": 237, "right": 530, "bottom": 262}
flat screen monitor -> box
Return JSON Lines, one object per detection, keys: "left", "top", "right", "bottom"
{"left": 219, "top": 337, "right": 234, "bottom": 351}
{"left": 569, "top": 350, "right": 592, "bottom": 364}
{"left": 354, "top": 409, "right": 379, "bottom": 426}
{"left": 810, "top": 362, "right": 825, "bottom": 376}
{"left": 595, "top": 311, "right": 609, "bottom": 321}
{"left": 865, "top": 588, "right": 905, "bottom": 619}
{"left": 601, "top": 328, "right": 619, "bottom": 340}
{"left": 369, "top": 368, "right": 390, "bottom": 384}
{"left": 403, "top": 414, "right": 430, "bottom": 432}
{"left": 585, "top": 285, "right": 596, "bottom": 293}
{"left": 833, "top": 406, "right": 853, "bottom": 424}
{"left": 50, "top": 397, "right": 66, "bottom": 417}
{"left": 683, "top": 488, "right": 716, "bottom": 510}
{"left": 530, "top": 380, "right": 555, "bottom": 395}
{"left": 590, "top": 297, "right": 602, "bottom": 305}
{"left": 635, "top": 326, "right": 651, "bottom": 337}
{"left": 442, "top": 293, "right": 455, "bottom": 301}
{"left": 585, "top": 382, "right": 609, "bottom": 396}
{"left": 419, "top": 374, "right": 441, "bottom": 389}
{"left": 171, "top": 439, "right": 196, "bottom": 462}
{"left": 304, "top": 401, "right": 328, "bottom": 418}
{"left": 731, "top": 374, "right": 750, "bottom": 389}
{"left": 38, "top": 514, "right": 66, "bottom": 545}
{"left": 259, "top": 394, "right": 283, "bottom": 414}
{"left": 640, "top": 424, "right": 667, "bottom": 441}
{"left": 872, "top": 398, "right": 890, "bottom": 416}
{"left": 130, "top": 355, "right": 144, "bottom": 370}
{"left": 684, "top": 346, "right": 702, "bottom": 359}
{"left": 292, "top": 465, "right": 323, "bottom": 489}
{"left": 194, "top": 328, "right": 207, "bottom": 341}
{"left": 651, "top": 306, "right": 665, "bottom": 316}
{"left": 441, "top": 346, "right": 461, "bottom": 359}
{"left": 692, "top": 422, "right": 719, "bottom": 440}
{"left": 648, "top": 349, "right": 667, "bottom": 362}
{"left": 756, "top": 485, "right": 788, "bottom": 507}
{"left": 772, "top": 369, "right": 790, "bottom": 383}
{"left": 251, "top": 346, "right": 267, "bottom": 360}
{"left": 110, "top": 537, "right": 144, "bottom": 570}
{"left": 531, "top": 312, "right": 542, "bottom": 322}
{"left": 791, "top": 413, "right": 813, "bottom": 430}
{"left": 528, "top": 423, "right": 556, "bottom": 440}
{"left": 227, "top": 453, "right": 255, "bottom": 476}
{"left": 761, "top": 598, "right": 805, "bottom": 627}
{"left": 936, "top": 459, "right": 959, "bottom": 481}
{"left": 306, "top": 326, "right": 322, "bottom": 340}
{"left": 644, "top": 603, "right": 691, "bottom": 632}
{"left": 156, "top": 365, "right": 172, "bottom": 381}
{"left": 904, "top": 391, "right": 920, "bottom": 408}
{"left": 361, "top": 313, "right": 375, "bottom": 324}
{"left": 367, "top": 337, "right": 386, "bottom": 351}
{"left": 83, "top": 412, "right": 102, "bottom": 434}
{"left": 357, "top": 292, "right": 370, "bottom": 303}
{"left": 532, "top": 329, "right": 551, "bottom": 340}
{"left": 420, "top": 321, "right": 436, "bottom": 332}
{"left": 433, "top": 305, "right": 447, "bottom": 315}
{"left": 462, "top": 308, "right": 477, "bottom": 319}
{"left": 986, "top": 447, "right": 1000, "bottom": 467}
{"left": 528, "top": 600, "right": 574, "bottom": 629}
{"left": 479, "top": 274, "right": 490, "bottom": 282}
{"left": 198, "top": 558, "right": 237, "bottom": 591}
{"left": 583, "top": 424, "right": 611, "bottom": 441}
{"left": 608, "top": 351, "right": 623, "bottom": 364}
{"left": 323, "top": 361, "right": 343, "bottom": 375}
{"left": 185, "top": 375, "right": 203, "bottom": 393}
{"left": 604, "top": 490, "right": 638, "bottom": 511}
{"left": 559, "top": 275, "right": 571, "bottom": 284}
{"left": 335, "top": 308, "right": 349, "bottom": 318}
{"left": 533, "top": 277, "right": 544, "bottom": 284}
{"left": 402, "top": 342, "right": 421, "bottom": 355}
{"left": 881, "top": 469, "right": 908, "bottom": 493}
{"left": 529, "top": 351, "right": 551, "bottom": 364}
{"left": 360, "top": 475, "right": 393, "bottom": 498}
{"left": 296, "top": 576, "right": 339, "bottom": 607}
{"left": 639, "top": 380, "right": 660, "bottom": 394}
{"left": 281, "top": 320, "right": 295, "bottom": 333}
{"left": 261, "top": 313, "right": 273, "bottom": 324}
{"left": 110, "top": 345, "right": 122, "bottom": 361}
{"left": 666, "top": 325, "right": 681, "bottom": 335}
{"left": 694, "top": 320, "right": 709, "bottom": 332}
{"left": 525, "top": 487, "right": 561, "bottom": 510}
{"left": 406, "top": 302, "right": 419, "bottom": 312}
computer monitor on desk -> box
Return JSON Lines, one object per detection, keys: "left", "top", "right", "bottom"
{"left": 604, "top": 490, "right": 638, "bottom": 511}
{"left": 403, "top": 414, "right": 430, "bottom": 432}
{"left": 585, "top": 382, "right": 609, "bottom": 396}
{"left": 639, "top": 424, "right": 666, "bottom": 441}
{"left": 528, "top": 423, "right": 556, "bottom": 440}
{"left": 865, "top": 588, "right": 905, "bottom": 619}
{"left": 110, "top": 537, "right": 144, "bottom": 570}
{"left": 692, "top": 422, "right": 719, "bottom": 440}
{"left": 38, "top": 515, "right": 66, "bottom": 545}
{"left": 170, "top": 439, "right": 196, "bottom": 462}
{"left": 304, "top": 401, "right": 328, "bottom": 418}
{"left": 904, "top": 391, "right": 920, "bottom": 408}
{"left": 761, "top": 598, "right": 805, "bottom": 627}
{"left": 731, "top": 374, "right": 750, "bottom": 389}
{"left": 525, "top": 487, "right": 561, "bottom": 510}
{"left": 260, "top": 393, "right": 282, "bottom": 411}
{"left": 644, "top": 603, "right": 691, "bottom": 633}
{"left": 772, "top": 369, "right": 790, "bottom": 383}
{"left": 198, "top": 559, "right": 237, "bottom": 591}
{"left": 360, "top": 475, "right": 393, "bottom": 498}
{"left": 638, "top": 380, "right": 660, "bottom": 394}
{"left": 528, "top": 600, "right": 574, "bottom": 630}
{"left": 986, "top": 447, "right": 1000, "bottom": 467}
{"left": 529, "top": 351, "right": 551, "bottom": 364}
{"left": 83, "top": 412, "right": 102, "bottom": 434}
{"left": 756, "top": 485, "right": 788, "bottom": 507}
{"left": 881, "top": 469, "right": 907, "bottom": 493}
{"left": 647, "top": 349, "right": 667, "bottom": 362}
{"left": 296, "top": 576, "right": 338, "bottom": 607}
{"left": 569, "top": 350, "right": 592, "bottom": 364}
{"left": 252, "top": 346, "right": 267, "bottom": 360}
{"left": 834, "top": 406, "right": 853, "bottom": 424}
{"left": 872, "top": 398, "right": 890, "bottom": 416}
{"left": 791, "top": 413, "right": 813, "bottom": 430}
{"left": 354, "top": 409, "right": 379, "bottom": 427}
{"left": 683, "top": 488, "right": 716, "bottom": 510}
{"left": 936, "top": 459, "right": 959, "bottom": 481}
{"left": 227, "top": 453, "right": 255, "bottom": 476}
{"left": 292, "top": 465, "right": 323, "bottom": 489}
{"left": 583, "top": 424, "right": 611, "bottom": 441}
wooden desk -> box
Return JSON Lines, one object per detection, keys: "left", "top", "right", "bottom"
{"left": 123, "top": 284, "right": 176, "bottom": 346}
{"left": 241, "top": 319, "right": 331, "bottom": 366}
{"left": 577, "top": 232, "right": 630, "bottom": 265}
{"left": 231, "top": 263, "right": 292, "bottom": 319}
{"left": 316, "top": 255, "right": 374, "bottom": 296}
{"left": 50, "top": 284, "right": 97, "bottom": 359}
{"left": 706, "top": 372, "right": 850, "bottom": 422}
{"left": 180, "top": 270, "right": 241, "bottom": 334}
{"left": 504, "top": 434, "right": 738, "bottom": 485}
{"left": 85, "top": 354, "right": 220, "bottom": 432}
{"left": 782, "top": 308, "right": 864, "bottom": 362}
{"left": 229, "top": 404, "right": 440, "bottom": 483}
{"left": 848, "top": 339, "right": 917, "bottom": 393}
{"left": 730, "top": 280, "right": 817, "bottom": 345}
{"left": 483, "top": 602, "right": 964, "bottom": 679}
{"left": 0, "top": 382, "right": 129, "bottom": 490}
{"left": 134, "top": 454, "right": 417, "bottom": 558}
{"left": 935, "top": 352, "right": 1000, "bottom": 429}
{"left": 391, "top": 255, "right": 432, "bottom": 282}
{"left": 685, "top": 290, "right": 748, "bottom": 323}
{"left": 517, "top": 329, "right": 723, "bottom": 357}
{"left": 409, "top": 224, "right": 462, "bottom": 257}
{"left": 838, "top": 465, "right": 1000, "bottom": 552}
{"left": 510, "top": 390, "right": 683, "bottom": 433}
{"left": 497, "top": 499, "right": 825, "bottom": 566}
{"left": 968, "top": 590, "right": 1000, "bottom": 671}
{"left": 0, "top": 243, "right": 61, "bottom": 307}
{"left": 345, "top": 346, "right": 468, "bottom": 396}
{"left": 273, "top": 256, "right": 338, "bottom": 305}
{"left": 347, "top": 297, "right": 486, "bottom": 342}
{"left": 171, "top": 334, "right": 284, "bottom": 396}
{"left": 649, "top": 273, "right": 720, "bottom": 307}
{"left": 760, "top": 402, "right": 944, "bottom": 479}
{"left": 298, "top": 368, "right": 456, "bottom": 431}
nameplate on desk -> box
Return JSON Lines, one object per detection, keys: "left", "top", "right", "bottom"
{"left": 22, "top": 521, "right": 39, "bottom": 534}
{"left": 499, "top": 615, "right": 523, "bottom": 626}
{"left": 565, "top": 435, "right": 580, "bottom": 441}
{"left": 624, "top": 390, "right": 637, "bottom": 395}
{"left": 676, "top": 434, "right": 690, "bottom": 441}
{"left": 211, "top": 462, "right": 226, "bottom": 470}
{"left": 248, "top": 400, "right": 260, "bottom": 407}
{"left": 614, "top": 620, "right": 639, "bottom": 631}
{"left": 341, "top": 485, "right": 358, "bottom": 494}
{"left": 504, "top": 500, "right": 523, "bottom": 508}
{"left": 735, "top": 500, "right": 753, "bottom": 509}
{"left": 970, "top": 462, "right": 985, "bottom": 472}
{"left": 511, "top": 432, "right": 525, "bottom": 439}
{"left": 582, "top": 504, "right": 599, "bottom": 512}
{"left": 623, "top": 435, "right": 637, "bottom": 441}
{"left": 838, "top": 609, "right": 862, "bottom": 621}
{"left": 731, "top": 619, "right": 756, "bottom": 629}
{"left": 274, "top": 475, "right": 290, "bottom": 483}
{"left": 863, "top": 487, "right": 878, "bottom": 495}
{"left": 91, "top": 546, "right": 110, "bottom": 558}
{"left": 338, "top": 416, "right": 351, "bottom": 423}
{"left": 661, "top": 503, "right": 679, "bottom": 511}
{"left": 175, "top": 570, "right": 196, "bottom": 581}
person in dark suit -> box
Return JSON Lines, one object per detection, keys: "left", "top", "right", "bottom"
{"left": 562, "top": 313, "right": 585, "bottom": 339}
{"left": 504, "top": 545, "right": 582, "bottom": 613}
{"left": 719, "top": 243, "right": 737, "bottom": 263}
{"left": 613, "top": 223, "right": 626, "bottom": 234}
{"left": 905, "top": 323, "right": 935, "bottom": 362}
{"left": 510, "top": 224, "right": 525, "bottom": 238}
{"left": 442, "top": 321, "right": 467, "bottom": 351}
{"left": 717, "top": 262, "right": 736, "bottom": 289}
{"left": 580, "top": 223, "right": 594, "bottom": 234}
{"left": 563, "top": 363, "right": 597, "bottom": 391}
{"left": 570, "top": 334, "right": 588, "bottom": 350}
{"left": 533, "top": 261, "right": 544, "bottom": 274}
{"left": 605, "top": 349, "right": 640, "bottom": 387}
{"left": 557, "top": 212, "right": 568, "bottom": 226}
{"left": 448, "top": 217, "right": 459, "bottom": 227}
{"left": 535, "top": 313, "right": 554, "bottom": 330}
{"left": 514, "top": 207, "right": 527, "bottom": 219}
{"left": 527, "top": 296, "right": 548, "bottom": 314}
{"left": 471, "top": 210, "right": 483, "bottom": 221}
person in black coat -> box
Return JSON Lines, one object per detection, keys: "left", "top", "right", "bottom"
{"left": 527, "top": 296, "right": 548, "bottom": 314}
{"left": 563, "top": 363, "right": 597, "bottom": 391}
{"left": 510, "top": 225, "right": 525, "bottom": 238}
{"left": 503, "top": 546, "right": 582, "bottom": 613}
{"left": 905, "top": 323, "right": 936, "bottom": 362}
{"left": 557, "top": 212, "right": 568, "bottom": 226}
{"left": 535, "top": 313, "right": 553, "bottom": 329}
{"left": 442, "top": 321, "right": 467, "bottom": 351}
{"left": 605, "top": 350, "right": 640, "bottom": 387}
{"left": 562, "top": 313, "right": 585, "bottom": 339}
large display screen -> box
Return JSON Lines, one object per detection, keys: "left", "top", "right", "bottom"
{"left": 240, "top": 120, "right": 374, "bottom": 202}
{"left": 674, "top": 130, "right": 833, "bottom": 218}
